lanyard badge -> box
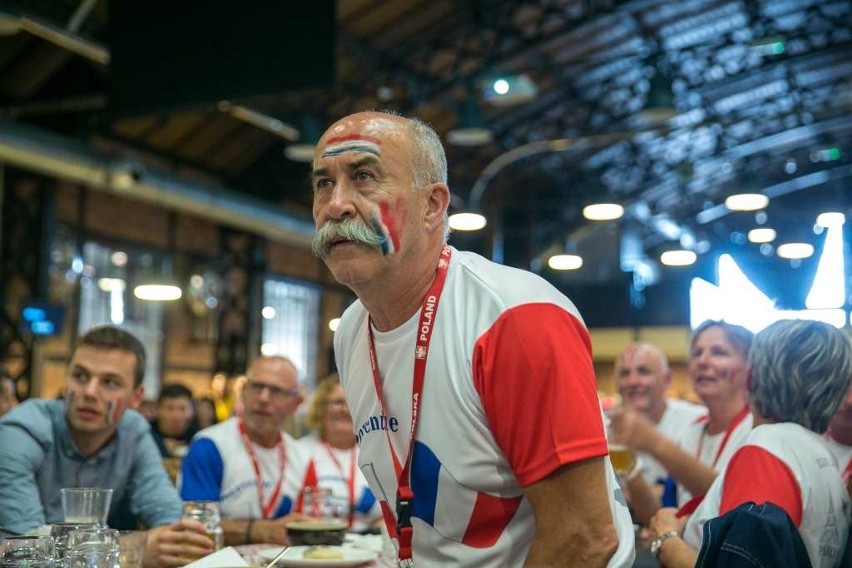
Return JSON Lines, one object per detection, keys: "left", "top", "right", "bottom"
{"left": 367, "top": 245, "right": 452, "bottom": 565}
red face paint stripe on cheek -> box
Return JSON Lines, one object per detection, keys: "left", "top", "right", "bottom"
{"left": 325, "top": 134, "right": 383, "bottom": 145}
{"left": 378, "top": 202, "right": 401, "bottom": 253}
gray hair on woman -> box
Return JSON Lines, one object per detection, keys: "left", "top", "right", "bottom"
{"left": 748, "top": 319, "right": 852, "bottom": 433}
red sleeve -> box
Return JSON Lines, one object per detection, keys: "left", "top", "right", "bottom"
{"left": 720, "top": 445, "right": 802, "bottom": 525}
{"left": 472, "top": 303, "right": 608, "bottom": 487}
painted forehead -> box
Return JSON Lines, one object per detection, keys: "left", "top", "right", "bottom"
{"left": 618, "top": 343, "right": 654, "bottom": 365}
{"left": 318, "top": 115, "right": 407, "bottom": 159}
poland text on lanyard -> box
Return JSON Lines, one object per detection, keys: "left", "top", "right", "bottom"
{"left": 367, "top": 244, "right": 452, "bottom": 567}
{"left": 238, "top": 417, "right": 288, "bottom": 519}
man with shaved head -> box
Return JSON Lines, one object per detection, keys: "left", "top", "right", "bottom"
{"left": 614, "top": 342, "right": 705, "bottom": 505}
{"left": 311, "top": 111, "right": 635, "bottom": 567}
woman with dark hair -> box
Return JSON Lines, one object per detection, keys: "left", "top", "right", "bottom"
{"left": 649, "top": 319, "right": 852, "bottom": 567}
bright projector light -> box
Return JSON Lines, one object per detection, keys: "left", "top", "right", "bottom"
{"left": 548, "top": 254, "right": 583, "bottom": 270}
{"left": 660, "top": 250, "right": 697, "bottom": 266}
{"left": 582, "top": 203, "right": 624, "bottom": 221}
{"left": 747, "top": 228, "right": 776, "bottom": 243}
{"left": 816, "top": 212, "right": 845, "bottom": 228}
{"left": 777, "top": 242, "right": 814, "bottom": 259}
{"left": 724, "top": 193, "right": 769, "bottom": 211}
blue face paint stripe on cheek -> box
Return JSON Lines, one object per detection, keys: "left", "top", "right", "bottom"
{"left": 370, "top": 217, "right": 391, "bottom": 255}
{"left": 65, "top": 390, "right": 75, "bottom": 415}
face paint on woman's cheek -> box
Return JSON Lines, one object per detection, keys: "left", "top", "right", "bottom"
{"left": 377, "top": 202, "right": 402, "bottom": 254}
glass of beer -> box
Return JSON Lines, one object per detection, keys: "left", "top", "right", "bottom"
{"left": 180, "top": 501, "right": 223, "bottom": 561}
{"left": 608, "top": 444, "right": 637, "bottom": 479}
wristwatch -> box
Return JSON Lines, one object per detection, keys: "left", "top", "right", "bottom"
{"left": 650, "top": 530, "right": 679, "bottom": 558}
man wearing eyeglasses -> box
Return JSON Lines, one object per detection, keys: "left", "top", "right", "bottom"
{"left": 180, "top": 355, "right": 310, "bottom": 545}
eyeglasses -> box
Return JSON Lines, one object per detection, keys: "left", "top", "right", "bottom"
{"left": 244, "top": 381, "right": 300, "bottom": 401}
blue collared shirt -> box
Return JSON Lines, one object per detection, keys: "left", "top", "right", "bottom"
{"left": 0, "top": 399, "right": 182, "bottom": 535}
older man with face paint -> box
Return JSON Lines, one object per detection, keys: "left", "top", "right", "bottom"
{"left": 311, "top": 111, "right": 635, "bottom": 567}
{"left": 0, "top": 325, "right": 213, "bottom": 567}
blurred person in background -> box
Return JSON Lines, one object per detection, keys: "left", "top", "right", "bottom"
{"left": 210, "top": 373, "right": 236, "bottom": 422}
{"left": 195, "top": 396, "right": 218, "bottom": 430}
{"left": 613, "top": 342, "right": 705, "bottom": 508}
{"left": 296, "top": 374, "right": 381, "bottom": 531}
{"left": 649, "top": 319, "right": 851, "bottom": 568}
{"left": 610, "top": 321, "right": 753, "bottom": 523}
{"left": 138, "top": 398, "right": 157, "bottom": 421}
{"left": 0, "top": 325, "right": 212, "bottom": 567}
{"left": 0, "top": 367, "right": 18, "bottom": 417}
{"left": 181, "top": 355, "right": 310, "bottom": 545}
{"left": 825, "top": 385, "right": 852, "bottom": 492}
{"left": 150, "top": 383, "right": 198, "bottom": 458}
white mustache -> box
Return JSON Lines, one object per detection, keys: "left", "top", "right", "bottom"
{"left": 312, "top": 218, "right": 386, "bottom": 258}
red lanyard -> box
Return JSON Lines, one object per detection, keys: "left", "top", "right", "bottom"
{"left": 322, "top": 440, "right": 357, "bottom": 527}
{"left": 695, "top": 406, "right": 750, "bottom": 469}
{"left": 238, "top": 417, "right": 287, "bottom": 519}
{"left": 367, "top": 244, "right": 451, "bottom": 563}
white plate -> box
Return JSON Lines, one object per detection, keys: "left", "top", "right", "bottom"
{"left": 259, "top": 546, "right": 377, "bottom": 567}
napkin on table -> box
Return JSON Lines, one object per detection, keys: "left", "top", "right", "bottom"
{"left": 182, "top": 546, "right": 249, "bottom": 568}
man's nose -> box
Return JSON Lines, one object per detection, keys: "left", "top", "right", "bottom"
{"left": 82, "top": 379, "right": 101, "bottom": 398}
{"left": 325, "top": 182, "right": 357, "bottom": 221}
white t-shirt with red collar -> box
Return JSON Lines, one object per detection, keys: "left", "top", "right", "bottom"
{"left": 335, "top": 247, "right": 635, "bottom": 567}
{"left": 675, "top": 408, "right": 753, "bottom": 505}
{"left": 684, "top": 422, "right": 849, "bottom": 568}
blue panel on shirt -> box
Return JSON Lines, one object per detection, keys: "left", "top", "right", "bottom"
{"left": 356, "top": 487, "right": 376, "bottom": 515}
{"left": 410, "top": 441, "right": 441, "bottom": 525}
{"left": 274, "top": 495, "right": 293, "bottom": 518}
{"left": 181, "top": 438, "right": 224, "bottom": 501}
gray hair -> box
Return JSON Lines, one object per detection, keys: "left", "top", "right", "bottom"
{"left": 691, "top": 320, "right": 753, "bottom": 357}
{"left": 749, "top": 319, "right": 852, "bottom": 433}
{"left": 376, "top": 110, "right": 451, "bottom": 240}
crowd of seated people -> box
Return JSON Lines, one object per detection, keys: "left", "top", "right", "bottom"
{"left": 2, "top": 318, "right": 850, "bottom": 567}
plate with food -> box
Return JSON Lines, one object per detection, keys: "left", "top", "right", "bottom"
{"left": 259, "top": 545, "right": 378, "bottom": 567}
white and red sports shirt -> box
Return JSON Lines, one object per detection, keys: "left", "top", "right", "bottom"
{"left": 335, "top": 247, "right": 635, "bottom": 567}
{"left": 675, "top": 409, "right": 753, "bottom": 504}
{"left": 684, "top": 422, "right": 849, "bottom": 568}
{"left": 638, "top": 398, "right": 707, "bottom": 488}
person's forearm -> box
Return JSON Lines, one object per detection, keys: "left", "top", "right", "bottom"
{"left": 143, "top": 527, "right": 161, "bottom": 568}
{"left": 626, "top": 475, "right": 661, "bottom": 526}
{"left": 524, "top": 525, "right": 618, "bottom": 567}
{"left": 656, "top": 535, "right": 697, "bottom": 568}
{"left": 648, "top": 436, "right": 717, "bottom": 497}
{"left": 221, "top": 519, "right": 250, "bottom": 546}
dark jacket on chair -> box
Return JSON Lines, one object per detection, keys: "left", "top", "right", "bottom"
{"left": 694, "top": 501, "right": 812, "bottom": 568}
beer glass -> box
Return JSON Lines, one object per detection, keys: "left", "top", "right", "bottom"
{"left": 60, "top": 489, "right": 112, "bottom": 527}
{"left": 0, "top": 535, "right": 55, "bottom": 568}
{"left": 65, "top": 529, "right": 119, "bottom": 568}
{"left": 180, "top": 501, "right": 223, "bottom": 561}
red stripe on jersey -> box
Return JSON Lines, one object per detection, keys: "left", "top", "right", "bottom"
{"left": 720, "top": 445, "right": 802, "bottom": 525}
{"left": 296, "top": 460, "right": 319, "bottom": 513}
{"left": 461, "top": 492, "right": 523, "bottom": 548}
{"left": 472, "top": 303, "right": 607, "bottom": 487}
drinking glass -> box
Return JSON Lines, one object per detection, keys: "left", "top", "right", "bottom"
{"left": 65, "top": 529, "right": 119, "bottom": 568}
{"left": 302, "top": 486, "right": 334, "bottom": 520}
{"left": 117, "top": 531, "right": 146, "bottom": 568}
{"left": 50, "top": 523, "right": 98, "bottom": 568}
{"left": 0, "top": 535, "right": 55, "bottom": 567}
{"left": 180, "top": 501, "right": 222, "bottom": 560}
{"left": 59, "top": 489, "right": 113, "bottom": 526}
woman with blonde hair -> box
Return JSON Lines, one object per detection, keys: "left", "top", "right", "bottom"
{"left": 296, "top": 374, "right": 381, "bottom": 531}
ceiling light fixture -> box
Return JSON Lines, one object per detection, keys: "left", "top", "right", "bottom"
{"left": 724, "top": 193, "right": 769, "bottom": 211}
{"left": 447, "top": 95, "right": 494, "bottom": 147}
{"left": 583, "top": 203, "right": 624, "bottom": 221}
{"left": 660, "top": 250, "right": 697, "bottom": 266}
{"left": 448, "top": 211, "right": 487, "bottom": 231}
{"left": 776, "top": 242, "right": 814, "bottom": 259}
{"left": 747, "top": 227, "right": 776, "bottom": 243}
{"left": 816, "top": 212, "right": 845, "bottom": 228}
{"left": 547, "top": 254, "right": 583, "bottom": 271}
{"left": 284, "top": 113, "right": 323, "bottom": 162}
